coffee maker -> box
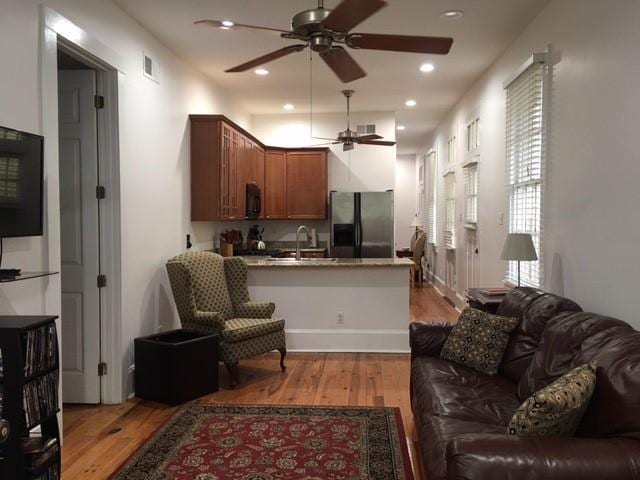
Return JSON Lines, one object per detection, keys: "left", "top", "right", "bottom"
{"left": 247, "top": 225, "right": 265, "bottom": 251}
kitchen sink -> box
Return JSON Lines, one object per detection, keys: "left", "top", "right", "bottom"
{"left": 265, "top": 257, "right": 338, "bottom": 263}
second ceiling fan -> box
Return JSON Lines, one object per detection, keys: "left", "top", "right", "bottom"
{"left": 313, "top": 90, "right": 396, "bottom": 151}
{"left": 195, "top": 0, "right": 454, "bottom": 83}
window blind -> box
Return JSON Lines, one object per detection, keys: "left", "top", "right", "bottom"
{"left": 464, "top": 164, "right": 478, "bottom": 224}
{"left": 505, "top": 61, "right": 545, "bottom": 287}
{"left": 426, "top": 150, "right": 437, "bottom": 244}
{"left": 444, "top": 172, "right": 456, "bottom": 249}
{"left": 447, "top": 136, "right": 457, "bottom": 164}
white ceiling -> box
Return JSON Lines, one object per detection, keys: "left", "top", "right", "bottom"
{"left": 114, "top": 0, "right": 549, "bottom": 153}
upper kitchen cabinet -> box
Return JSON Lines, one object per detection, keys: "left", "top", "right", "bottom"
{"left": 264, "top": 150, "right": 287, "bottom": 220}
{"left": 190, "top": 114, "right": 327, "bottom": 221}
{"left": 285, "top": 150, "right": 328, "bottom": 219}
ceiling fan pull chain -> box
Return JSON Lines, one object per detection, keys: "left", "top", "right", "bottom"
{"left": 309, "top": 47, "right": 314, "bottom": 140}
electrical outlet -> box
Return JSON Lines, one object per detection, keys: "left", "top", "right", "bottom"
{"left": 337, "top": 312, "right": 345, "bottom": 325}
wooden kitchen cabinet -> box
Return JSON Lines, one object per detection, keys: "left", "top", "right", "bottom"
{"left": 190, "top": 114, "right": 327, "bottom": 222}
{"left": 264, "top": 150, "right": 287, "bottom": 220}
{"left": 285, "top": 150, "right": 328, "bottom": 219}
{"left": 238, "top": 138, "right": 265, "bottom": 219}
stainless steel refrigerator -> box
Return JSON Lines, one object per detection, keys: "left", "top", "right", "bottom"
{"left": 330, "top": 191, "right": 394, "bottom": 258}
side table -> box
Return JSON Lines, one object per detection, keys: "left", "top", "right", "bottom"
{"left": 465, "top": 288, "right": 507, "bottom": 314}
{"left": 135, "top": 329, "right": 219, "bottom": 405}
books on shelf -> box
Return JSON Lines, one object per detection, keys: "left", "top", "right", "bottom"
{"left": 22, "top": 323, "right": 58, "bottom": 378}
{"left": 23, "top": 436, "right": 59, "bottom": 470}
{"left": 22, "top": 371, "right": 59, "bottom": 428}
{"left": 479, "top": 287, "right": 511, "bottom": 296}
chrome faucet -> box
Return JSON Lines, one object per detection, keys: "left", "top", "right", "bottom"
{"left": 296, "top": 225, "right": 311, "bottom": 260}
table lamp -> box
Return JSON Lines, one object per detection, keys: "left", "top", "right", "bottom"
{"left": 501, "top": 233, "right": 538, "bottom": 287}
{"left": 410, "top": 215, "right": 424, "bottom": 235}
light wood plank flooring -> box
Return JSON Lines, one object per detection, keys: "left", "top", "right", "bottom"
{"left": 62, "top": 285, "right": 457, "bottom": 479}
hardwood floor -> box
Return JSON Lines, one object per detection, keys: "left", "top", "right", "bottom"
{"left": 62, "top": 285, "right": 457, "bottom": 479}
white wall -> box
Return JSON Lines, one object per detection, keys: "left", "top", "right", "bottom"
{"left": 419, "top": 0, "right": 640, "bottom": 326}
{"left": 0, "top": 0, "right": 249, "bottom": 399}
{"left": 395, "top": 154, "right": 417, "bottom": 249}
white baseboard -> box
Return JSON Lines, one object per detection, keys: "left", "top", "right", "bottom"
{"left": 285, "top": 328, "right": 410, "bottom": 353}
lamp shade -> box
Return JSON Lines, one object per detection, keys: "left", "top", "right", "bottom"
{"left": 501, "top": 233, "right": 538, "bottom": 261}
{"left": 410, "top": 215, "right": 424, "bottom": 228}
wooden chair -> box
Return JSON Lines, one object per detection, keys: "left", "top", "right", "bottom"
{"left": 410, "top": 231, "right": 426, "bottom": 287}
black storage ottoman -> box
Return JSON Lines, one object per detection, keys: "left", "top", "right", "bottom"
{"left": 135, "top": 329, "right": 219, "bottom": 405}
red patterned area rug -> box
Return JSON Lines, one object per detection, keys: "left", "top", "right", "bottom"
{"left": 111, "top": 404, "right": 414, "bottom": 480}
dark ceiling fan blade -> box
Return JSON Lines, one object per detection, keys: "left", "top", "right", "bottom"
{"left": 347, "top": 33, "right": 453, "bottom": 54}
{"left": 319, "top": 46, "right": 366, "bottom": 83}
{"left": 322, "top": 0, "right": 387, "bottom": 33}
{"left": 225, "top": 45, "right": 307, "bottom": 72}
{"left": 356, "top": 134, "right": 382, "bottom": 141}
{"left": 359, "top": 140, "right": 396, "bottom": 146}
{"left": 194, "top": 19, "right": 290, "bottom": 34}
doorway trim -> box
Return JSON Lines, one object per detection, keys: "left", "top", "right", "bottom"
{"left": 41, "top": 7, "right": 124, "bottom": 404}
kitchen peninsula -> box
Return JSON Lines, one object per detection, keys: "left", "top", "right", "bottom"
{"left": 245, "top": 257, "right": 414, "bottom": 352}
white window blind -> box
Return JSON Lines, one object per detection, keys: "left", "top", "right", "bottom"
{"left": 467, "top": 118, "right": 480, "bottom": 152}
{"left": 505, "top": 61, "right": 545, "bottom": 287}
{"left": 426, "top": 150, "right": 437, "bottom": 244}
{"left": 464, "top": 164, "right": 478, "bottom": 224}
{"left": 444, "top": 172, "right": 456, "bottom": 249}
{"left": 447, "top": 136, "right": 457, "bottom": 164}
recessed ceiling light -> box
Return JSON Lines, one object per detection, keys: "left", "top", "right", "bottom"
{"left": 440, "top": 10, "right": 464, "bottom": 20}
{"left": 283, "top": 103, "right": 295, "bottom": 110}
{"left": 255, "top": 68, "right": 269, "bottom": 76}
{"left": 221, "top": 20, "right": 235, "bottom": 27}
{"left": 419, "top": 63, "right": 435, "bottom": 73}
{"left": 397, "top": 125, "right": 406, "bottom": 131}
{"left": 405, "top": 99, "right": 417, "bottom": 107}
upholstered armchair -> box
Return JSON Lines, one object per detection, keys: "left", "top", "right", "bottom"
{"left": 166, "top": 251, "right": 286, "bottom": 388}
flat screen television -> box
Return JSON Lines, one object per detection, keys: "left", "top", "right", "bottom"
{"left": 0, "top": 125, "right": 44, "bottom": 238}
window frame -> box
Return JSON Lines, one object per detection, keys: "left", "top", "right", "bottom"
{"left": 504, "top": 58, "right": 547, "bottom": 288}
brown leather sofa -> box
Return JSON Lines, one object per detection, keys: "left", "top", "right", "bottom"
{"left": 410, "top": 287, "right": 640, "bottom": 480}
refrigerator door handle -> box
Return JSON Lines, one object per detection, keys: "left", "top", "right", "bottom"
{"left": 355, "top": 193, "right": 362, "bottom": 258}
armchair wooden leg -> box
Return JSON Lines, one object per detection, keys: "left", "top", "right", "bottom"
{"left": 226, "top": 362, "right": 239, "bottom": 389}
{"left": 278, "top": 348, "right": 287, "bottom": 372}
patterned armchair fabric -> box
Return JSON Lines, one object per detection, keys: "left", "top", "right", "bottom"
{"left": 166, "top": 251, "right": 286, "bottom": 387}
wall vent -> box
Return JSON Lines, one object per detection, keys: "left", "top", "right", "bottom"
{"left": 356, "top": 124, "right": 376, "bottom": 135}
{"left": 143, "top": 53, "right": 159, "bottom": 83}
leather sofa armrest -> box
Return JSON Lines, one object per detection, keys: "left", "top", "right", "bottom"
{"left": 190, "top": 311, "right": 225, "bottom": 333}
{"left": 409, "top": 322, "right": 453, "bottom": 359}
{"left": 446, "top": 434, "right": 640, "bottom": 480}
{"left": 235, "top": 302, "right": 275, "bottom": 319}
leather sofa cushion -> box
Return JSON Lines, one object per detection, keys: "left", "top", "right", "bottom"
{"left": 496, "top": 287, "right": 545, "bottom": 318}
{"left": 499, "top": 292, "right": 582, "bottom": 383}
{"left": 517, "top": 311, "right": 640, "bottom": 439}
{"left": 411, "top": 356, "right": 521, "bottom": 480}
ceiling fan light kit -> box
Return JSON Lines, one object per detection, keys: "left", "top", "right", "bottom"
{"left": 195, "top": 0, "right": 454, "bottom": 83}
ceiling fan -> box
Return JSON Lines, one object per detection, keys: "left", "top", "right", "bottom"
{"left": 313, "top": 90, "right": 396, "bottom": 151}
{"left": 194, "top": 0, "right": 453, "bottom": 83}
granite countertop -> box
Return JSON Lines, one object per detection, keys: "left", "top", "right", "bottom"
{"left": 243, "top": 257, "right": 415, "bottom": 268}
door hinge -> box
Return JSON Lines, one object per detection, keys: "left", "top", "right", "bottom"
{"left": 94, "top": 95, "right": 105, "bottom": 109}
{"left": 96, "top": 185, "right": 106, "bottom": 199}
{"left": 97, "top": 274, "right": 107, "bottom": 288}
{"left": 98, "top": 362, "right": 108, "bottom": 376}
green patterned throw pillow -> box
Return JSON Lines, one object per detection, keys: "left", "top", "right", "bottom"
{"left": 440, "top": 307, "right": 519, "bottom": 375}
{"left": 508, "top": 362, "right": 597, "bottom": 437}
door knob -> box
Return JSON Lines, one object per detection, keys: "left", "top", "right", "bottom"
{"left": 0, "top": 419, "right": 10, "bottom": 444}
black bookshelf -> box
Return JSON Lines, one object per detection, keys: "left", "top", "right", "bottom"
{"left": 0, "top": 316, "right": 61, "bottom": 480}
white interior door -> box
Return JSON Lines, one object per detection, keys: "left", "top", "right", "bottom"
{"left": 58, "top": 69, "right": 101, "bottom": 404}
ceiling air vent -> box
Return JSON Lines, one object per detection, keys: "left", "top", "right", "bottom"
{"left": 356, "top": 124, "right": 376, "bottom": 135}
{"left": 143, "top": 53, "right": 159, "bottom": 83}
